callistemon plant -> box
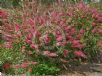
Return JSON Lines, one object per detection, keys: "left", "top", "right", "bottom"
{"left": 23, "top": 2, "right": 102, "bottom": 65}
{"left": 1, "top": 2, "right": 102, "bottom": 73}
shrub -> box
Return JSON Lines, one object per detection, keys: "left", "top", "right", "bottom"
{"left": 1, "top": 1, "right": 102, "bottom": 75}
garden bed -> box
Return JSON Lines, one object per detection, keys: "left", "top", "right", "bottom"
{"left": 0, "top": 0, "right": 102, "bottom": 75}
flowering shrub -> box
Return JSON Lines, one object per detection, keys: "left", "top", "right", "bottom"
{"left": 0, "top": 2, "right": 102, "bottom": 75}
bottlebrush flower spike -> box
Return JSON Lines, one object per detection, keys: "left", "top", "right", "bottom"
{"left": 56, "top": 42, "right": 62, "bottom": 46}
{"left": 26, "top": 33, "right": 33, "bottom": 40}
{"left": 15, "top": 24, "right": 20, "bottom": 32}
{"left": 92, "top": 22, "right": 96, "bottom": 27}
{"left": 48, "top": 52, "right": 58, "bottom": 57}
{"left": 44, "top": 34, "right": 51, "bottom": 44}
{"left": 31, "top": 62, "right": 38, "bottom": 65}
{"left": 26, "top": 39, "right": 32, "bottom": 44}
{"left": 38, "top": 16, "right": 45, "bottom": 25}
{"left": 28, "top": 18, "right": 35, "bottom": 26}
{"left": 78, "top": 2, "right": 86, "bottom": 9}
{"left": 74, "top": 51, "right": 87, "bottom": 58}
{"left": 80, "top": 29, "right": 85, "bottom": 34}
{"left": 0, "top": 10, "right": 8, "bottom": 18}
{"left": 63, "top": 50, "right": 69, "bottom": 57}
{"left": 13, "top": 64, "right": 21, "bottom": 69}
{"left": 95, "top": 17, "right": 102, "bottom": 23}
{"left": 56, "top": 30, "right": 61, "bottom": 35}
{"left": 56, "top": 35, "right": 63, "bottom": 42}
{"left": 97, "top": 42, "right": 102, "bottom": 47}
{"left": 21, "top": 62, "right": 29, "bottom": 68}
{"left": 43, "top": 51, "right": 50, "bottom": 55}
{"left": 4, "top": 42, "right": 12, "bottom": 48}
{"left": 30, "top": 44, "right": 38, "bottom": 49}
{"left": 43, "top": 51, "right": 57, "bottom": 57}
{"left": 97, "top": 29, "right": 102, "bottom": 34}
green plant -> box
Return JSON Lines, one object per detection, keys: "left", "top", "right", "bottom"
{"left": 31, "top": 62, "right": 60, "bottom": 75}
{"left": 1, "top": 1, "right": 102, "bottom": 75}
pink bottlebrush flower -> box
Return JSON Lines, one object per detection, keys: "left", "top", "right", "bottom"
{"left": 56, "top": 35, "right": 63, "bottom": 42}
{"left": 66, "top": 35, "right": 73, "bottom": 41}
{"left": 15, "top": 24, "right": 20, "bottom": 32}
{"left": 28, "top": 18, "right": 35, "bottom": 26}
{"left": 97, "top": 42, "right": 102, "bottom": 47}
{"left": 97, "top": 29, "right": 102, "bottom": 34}
{"left": 31, "top": 62, "right": 38, "bottom": 65}
{"left": 26, "top": 33, "right": 33, "bottom": 40}
{"left": 0, "top": 10, "right": 8, "bottom": 18}
{"left": 56, "top": 42, "right": 61, "bottom": 46}
{"left": 92, "top": 28, "right": 97, "bottom": 33}
{"left": 4, "top": 42, "right": 12, "bottom": 48}
{"left": 65, "top": 26, "right": 71, "bottom": 30}
{"left": 48, "top": 52, "right": 58, "bottom": 57}
{"left": 43, "top": 51, "right": 57, "bottom": 57}
{"left": 80, "top": 29, "right": 85, "bottom": 34}
{"left": 63, "top": 50, "right": 69, "bottom": 57}
{"left": 2, "top": 34, "right": 13, "bottom": 41}
{"left": 77, "top": 2, "right": 86, "bottom": 9}
{"left": 13, "top": 64, "right": 21, "bottom": 69}
{"left": 62, "top": 42, "right": 67, "bottom": 46}
{"left": 92, "top": 22, "right": 96, "bottom": 27}
{"left": 71, "top": 40, "right": 84, "bottom": 49}
{"left": 30, "top": 29, "right": 37, "bottom": 37}
{"left": 50, "top": 11, "right": 57, "bottom": 18}
{"left": 21, "top": 62, "right": 29, "bottom": 68}
{"left": 38, "top": 16, "right": 45, "bottom": 25}
{"left": 91, "top": 8, "right": 97, "bottom": 14}
{"left": 43, "top": 51, "right": 50, "bottom": 55}
{"left": 44, "top": 35, "right": 51, "bottom": 44}
{"left": 36, "top": 31, "right": 41, "bottom": 37}
{"left": 26, "top": 39, "right": 32, "bottom": 44}
{"left": 95, "top": 17, "right": 102, "bottom": 23}
{"left": 56, "top": 30, "right": 61, "bottom": 35}
{"left": 74, "top": 51, "right": 87, "bottom": 58}
{"left": 67, "top": 12, "right": 73, "bottom": 17}
{"left": 59, "top": 20, "right": 65, "bottom": 26}
{"left": 30, "top": 44, "right": 38, "bottom": 49}
{"left": 70, "top": 28, "right": 76, "bottom": 34}
{"left": 72, "top": 44, "right": 84, "bottom": 49}
{"left": 72, "top": 40, "right": 80, "bottom": 45}
{"left": 58, "top": 12, "right": 65, "bottom": 17}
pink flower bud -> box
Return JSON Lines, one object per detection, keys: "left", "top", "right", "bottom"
{"left": 56, "top": 35, "right": 63, "bottom": 42}
{"left": 74, "top": 51, "right": 87, "bottom": 58}
{"left": 30, "top": 44, "right": 38, "bottom": 49}
{"left": 92, "top": 22, "right": 96, "bottom": 27}
{"left": 80, "top": 29, "right": 85, "bottom": 34}
{"left": 15, "top": 24, "right": 20, "bottom": 32}
{"left": 26, "top": 39, "right": 32, "bottom": 44}
{"left": 4, "top": 42, "right": 12, "bottom": 48}
{"left": 31, "top": 62, "right": 38, "bottom": 65}
{"left": 44, "top": 35, "right": 51, "bottom": 44}
{"left": 21, "top": 62, "right": 29, "bottom": 68}
{"left": 63, "top": 50, "right": 69, "bottom": 57}
{"left": 28, "top": 18, "right": 35, "bottom": 26}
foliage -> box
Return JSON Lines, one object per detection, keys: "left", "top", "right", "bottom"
{"left": 0, "top": 1, "right": 102, "bottom": 75}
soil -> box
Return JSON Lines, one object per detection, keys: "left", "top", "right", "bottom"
{"left": 60, "top": 63, "right": 102, "bottom": 76}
